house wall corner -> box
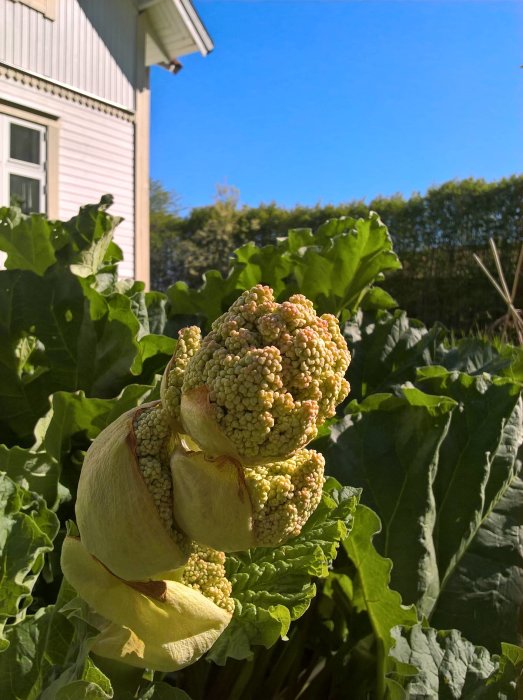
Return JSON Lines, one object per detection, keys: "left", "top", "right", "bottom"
{"left": 134, "top": 13, "right": 150, "bottom": 289}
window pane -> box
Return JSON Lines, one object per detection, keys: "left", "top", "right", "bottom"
{"left": 10, "top": 174, "right": 41, "bottom": 214}
{"left": 10, "top": 123, "right": 41, "bottom": 164}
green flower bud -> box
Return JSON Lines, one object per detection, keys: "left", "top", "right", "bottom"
{"left": 162, "top": 286, "right": 350, "bottom": 465}
{"left": 161, "top": 326, "right": 202, "bottom": 433}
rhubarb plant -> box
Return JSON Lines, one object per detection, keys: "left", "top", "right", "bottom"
{"left": 0, "top": 201, "right": 521, "bottom": 699}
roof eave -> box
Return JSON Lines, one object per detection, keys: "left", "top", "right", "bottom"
{"left": 141, "top": 0, "right": 213, "bottom": 66}
{"left": 173, "top": 0, "right": 214, "bottom": 56}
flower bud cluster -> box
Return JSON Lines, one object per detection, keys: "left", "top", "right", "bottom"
{"left": 62, "top": 286, "right": 350, "bottom": 672}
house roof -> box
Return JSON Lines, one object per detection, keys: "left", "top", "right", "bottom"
{"left": 141, "top": 0, "right": 214, "bottom": 66}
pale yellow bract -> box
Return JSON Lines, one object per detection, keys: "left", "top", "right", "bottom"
{"left": 61, "top": 537, "right": 232, "bottom": 672}
{"left": 75, "top": 402, "right": 188, "bottom": 582}
{"left": 170, "top": 443, "right": 325, "bottom": 551}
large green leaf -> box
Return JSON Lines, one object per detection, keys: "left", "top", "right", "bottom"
{"left": 167, "top": 268, "right": 244, "bottom": 332}
{"left": 343, "top": 505, "right": 418, "bottom": 699}
{"left": 416, "top": 369, "right": 522, "bottom": 596}
{"left": 207, "top": 481, "right": 359, "bottom": 664}
{"left": 427, "top": 398, "right": 523, "bottom": 650}
{"left": 143, "top": 290, "right": 171, "bottom": 336}
{"left": 59, "top": 195, "right": 121, "bottom": 278}
{"left": 0, "top": 605, "right": 72, "bottom": 699}
{"left": 131, "top": 334, "right": 176, "bottom": 377}
{"left": 343, "top": 310, "right": 523, "bottom": 403}
{"left": 41, "top": 654, "right": 113, "bottom": 699}
{"left": 0, "top": 197, "right": 121, "bottom": 280}
{"left": 344, "top": 309, "right": 444, "bottom": 400}
{"left": 30, "top": 384, "right": 155, "bottom": 501}
{"left": 0, "top": 209, "right": 57, "bottom": 275}
{"left": 233, "top": 240, "right": 293, "bottom": 298}
{"left": 115, "top": 282, "right": 170, "bottom": 339}
{"left": 328, "top": 389, "right": 456, "bottom": 613}
{"left": 0, "top": 581, "right": 113, "bottom": 700}
{"left": 325, "top": 371, "right": 523, "bottom": 650}
{"left": 0, "top": 267, "right": 139, "bottom": 442}
{"left": 288, "top": 214, "right": 401, "bottom": 318}
{"left": 344, "top": 505, "right": 418, "bottom": 649}
{"left": 33, "top": 384, "right": 155, "bottom": 463}
{"left": 0, "top": 202, "right": 173, "bottom": 444}
{"left": 0, "top": 445, "right": 62, "bottom": 508}
{"left": 279, "top": 504, "right": 418, "bottom": 699}
{"left": 0, "top": 474, "right": 59, "bottom": 649}
{"left": 389, "top": 624, "right": 501, "bottom": 699}
{"left": 436, "top": 337, "right": 523, "bottom": 383}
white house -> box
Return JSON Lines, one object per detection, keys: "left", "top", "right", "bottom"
{"left": 0, "top": 0, "right": 212, "bottom": 284}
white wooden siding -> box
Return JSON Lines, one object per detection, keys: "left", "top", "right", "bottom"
{"left": 0, "top": 0, "right": 137, "bottom": 110}
{"left": 0, "top": 77, "right": 136, "bottom": 277}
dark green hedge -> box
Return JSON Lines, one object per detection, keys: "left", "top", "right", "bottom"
{"left": 150, "top": 175, "right": 523, "bottom": 332}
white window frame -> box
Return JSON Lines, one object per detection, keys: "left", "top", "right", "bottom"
{"left": 12, "top": 0, "right": 57, "bottom": 21}
{"left": 0, "top": 114, "right": 47, "bottom": 214}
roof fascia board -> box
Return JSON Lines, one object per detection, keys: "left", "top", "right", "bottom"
{"left": 171, "top": 0, "right": 213, "bottom": 56}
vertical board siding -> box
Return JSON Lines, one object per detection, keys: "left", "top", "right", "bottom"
{"left": 0, "top": 0, "right": 137, "bottom": 110}
{"left": 0, "top": 78, "right": 136, "bottom": 278}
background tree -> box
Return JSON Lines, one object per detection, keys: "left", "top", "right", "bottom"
{"left": 149, "top": 179, "right": 184, "bottom": 290}
{"left": 150, "top": 183, "right": 260, "bottom": 289}
{"left": 173, "top": 184, "right": 260, "bottom": 285}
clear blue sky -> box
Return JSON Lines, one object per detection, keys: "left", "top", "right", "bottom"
{"left": 150, "top": 0, "right": 522, "bottom": 211}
